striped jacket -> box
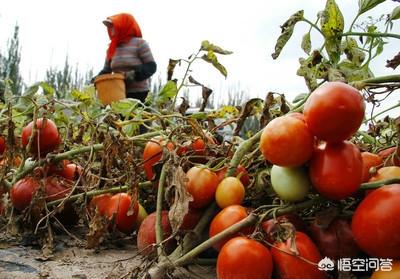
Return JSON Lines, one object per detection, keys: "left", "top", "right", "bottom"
{"left": 102, "top": 37, "right": 156, "bottom": 93}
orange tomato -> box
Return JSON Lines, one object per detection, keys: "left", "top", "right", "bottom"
{"left": 369, "top": 166, "right": 400, "bottom": 182}
{"left": 361, "top": 152, "right": 383, "bottom": 182}
{"left": 215, "top": 177, "right": 245, "bottom": 208}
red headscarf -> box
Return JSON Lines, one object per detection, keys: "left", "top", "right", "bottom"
{"left": 105, "top": 13, "right": 142, "bottom": 60}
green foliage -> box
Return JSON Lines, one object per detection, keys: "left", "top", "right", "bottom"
{"left": 0, "top": 25, "right": 23, "bottom": 96}
{"left": 271, "top": 0, "right": 398, "bottom": 92}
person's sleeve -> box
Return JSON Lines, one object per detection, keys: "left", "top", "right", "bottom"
{"left": 131, "top": 41, "right": 157, "bottom": 81}
{"left": 97, "top": 59, "right": 112, "bottom": 75}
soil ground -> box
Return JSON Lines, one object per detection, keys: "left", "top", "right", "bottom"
{"left": 0, "top": 230, "right": 216, "bottom": 279}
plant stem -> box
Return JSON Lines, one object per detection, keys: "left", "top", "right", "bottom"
{"left": 363, "top": 102, "right": 400, "bottom": 123}
{"left": 155, "top": 163, "right": 168, "bottom": 257}
{"left": 360, "top": 178, "right": 400, "bottom": 190}
{"left": 46, "top": 181, "right": 152, "bottom": 207}
{"left": 341, "top": 32, "right": 400, "bottom": 40}
{"left": 301, "top": 18, "right": 324, "bottom": 37}
{"left": 172, "top": 196, "right": 324, "bottom": 268}
{"left": 350, "top": 74, "right": 400, "bottom": 90}
{"left": 226, "top": 130, "right": 263, "bottom": 177}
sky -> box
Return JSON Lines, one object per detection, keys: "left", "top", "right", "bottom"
{"left": 0, "top": 0, "right": 399, "bottom": 108}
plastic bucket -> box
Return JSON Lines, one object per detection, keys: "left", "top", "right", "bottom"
{"left": 94, "top": 73, "right": 126, "bottom": 105}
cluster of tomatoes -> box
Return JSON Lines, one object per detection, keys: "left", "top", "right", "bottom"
{"left": 1, "top": 118, "right": 82, "bottom": 221}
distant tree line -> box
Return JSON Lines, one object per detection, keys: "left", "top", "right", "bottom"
{"left": 0, "top": 24, "right": 93, "bottom": 100}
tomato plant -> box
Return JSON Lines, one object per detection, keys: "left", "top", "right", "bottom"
{"left": 209, "top": 205, "right": 252, "bottom": 251}
{"left": 303, "top": 82, "right": 365, "bottom": 143}
{"left": 270, "top": 165, "right": 310, "bottom": 202}
{"left": 352, "top": 184, "right": 400, "bottom": 258}
{"left": 309, "top": 141, "right": 362, "bottom": 200}
{"left": 10, "top": 177, "right": 40, "bottom": 211}
{"left": 361, "top": 151, "right": 383, "bottom": 182}
{"left": 260, "top": 115, "right": 314, "bottom": 167}
{"left": 215, "top": 177, "right": 245, "bottom": 208}
{"left": 21, "top": 118, "right": 61, "bottom": 155}
{"left": 271, "top": 231, "right": 326, "bottom": 279}
{"left": 105, "top": 193, "right": 139, "bottom": 234}
{"left": 217, "top": 236, "right": 273, "bottom": 279}
{"left": 309, "top": 217, "right": 359, "bottom": 260}
{"left": 186, "top": 166, "right": 219, "bottom": 209}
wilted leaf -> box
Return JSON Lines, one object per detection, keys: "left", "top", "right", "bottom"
{"left": 338, "top": 60, "right": 373, "bottom": 81}
{"left": 166, "top": 165, "right": 193, "bottom": 233}
{"left": 178, "top": 97, "right": 190, "bottom": 115}
{"left": 327, "top": 67, "right": 346, "bottom": 82}
{"left": 271, "top": 10, "right": 304, "bottom": 59}
{"left": 86, "top": 212, "right": 109, "bottom": 249}
{"left": 201, "top": 50, "right": 228, "bottom": 78}
{"left": 167, "top": 59, "right": 179, "bottom": 81}
{"left": 391, "top": 6, "right": 400, "bottom": 20}
{"left": 301, "top": 33, "right": 312, "bottom": 55}
{"left": 156, "top": 80, "right": 178, "bottom": 106}
{"left": 386, "top": 52, "right": 400, "bottom": 69}
{"left": 358, "top": 0, "right": 386, "bottom": 15}
{"left": 342, "top": 38, "right": 366, "bottom": 66}
{"left": 208, "top": 105, "right": 240, "bottom": 118}
{"left": 234, "top": 98, "right": 263, "bottom": 135}
{"left": 201, "top": 40, "right": 233, "bottom": 55}
{"left": 320, "top": 0, "right": 344, "bottom": 63}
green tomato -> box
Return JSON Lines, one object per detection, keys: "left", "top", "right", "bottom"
{"left": 270, "top": 165, "right": 310, "bottom": 202}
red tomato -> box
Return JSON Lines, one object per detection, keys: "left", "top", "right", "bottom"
{"left": 89, "top": 193, "right": 112, "bottom": 216}
{"left": 303, "top": 81, "right": 365, "bottom": 142}
{"left": 186, "top": 166, "right": 219, "bottom": 209}
{"left": 215, "top": 177, "right": 245, "bottom": 208}
{"left": 377, "top": 146, "right": 400, "bottom": 167}
{"left": 361, "top": 152, "right": 383, "bottom": 182}
{"left": 271, "top": 231, "right": 326, "bottom": 279}
{"left": 142, "top": 137, "right": 174, "bottom": 181}
{"left": 137, "top": 210, "right": 173, "bottom": 255}
{"left": 105, "top": 193, "right": 139, "bottom": 234}
{"left": 209, "top": 205, "right": 252, "bottom": 251}
{"left": 309, "top": 217, "right": 359, "bottom": 260}
{"left": 216, "top": 165, "right": 251, "bottom": 187}
{"left": 59, "top": 163, "right": 83, "bottom": 180}
{"left": 21, "top": 118, "right": 61, "bottom": 155}
{"left": 260, "top": 115, "right": 314, "bottom": 167}
{"left": 10, "top": 177, "right": 40, "bottom": 211}
{"left": 371, "top": 260, "right": 400, "bottom": 279}
{"left": 352, "top": 184, "right": 400, "bottom": 258}
{"left": 44, "top": 176, "right": 73, "bottom": 201}
{"left": 0, "top": 136, "right": 6, "bottom": 154}
{"left": 287, "top": 112, "right": 306, "bottom": 121}
{"left": 217, "top": 237, "right": 273, "bottom": 279}
{"left": 309, "top": 141, "right": 362, "bottom": 200}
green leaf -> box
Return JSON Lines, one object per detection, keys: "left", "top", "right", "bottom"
{"left": 301, "top": 33, "right": 312, "bottom": 55}
{"left": 292, "top": 93, "right": 308, "bottom": 103}
{"left": 320, "top": 0, "right": 344, "bottom": 63}
{"left": 201, "top": 50, "right": 228, "bottom": 77}
{"left": 208, "top": 105, "right": 240, "bottom": 118}
{"left": 271, "top": 10, "right": 304, "bottom": 59}
{"left": 39, "top": 82, "right": 55, "bottom": 97}
{"left": 156, "top": 80, "right": 178, "bottom": 106}
{"left": 111, "top": 99, "right": 139, "bottom": 117}
{"left": 358, "top": 0, "right": 386, "bottom": 15}
{"left": 200, "top": 40, "right": 233, "bottom": 55}
{"left": 13, "top": 83, "right": 40, "bottom": 111}
{"left": 391, "top": 6, "right": 400, "bottom": 20}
